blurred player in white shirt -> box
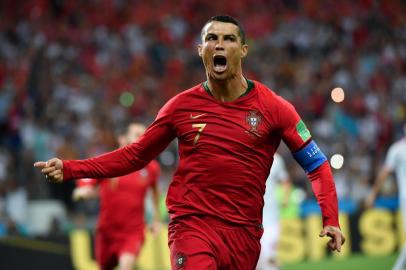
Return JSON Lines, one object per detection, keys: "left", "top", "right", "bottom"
{"left": 257, "top": 153, "right": 291, "bottom": 270}
{"left": 366, "top": 124, "right": 406, "bottom": 270}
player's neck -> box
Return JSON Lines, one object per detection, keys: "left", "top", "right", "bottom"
{"left": 207, "top": 75, "right": 247, "bottom": 102}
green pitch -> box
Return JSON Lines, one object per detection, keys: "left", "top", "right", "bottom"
{"left": 282, "top": 253, "right": 398, "bottom": 270}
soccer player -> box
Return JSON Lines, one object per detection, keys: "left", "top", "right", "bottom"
{"left": 365, "top": 123, "right": 406, "bottom": 270}
{"left": 257, "top": 153, "right": 291, "bottom": 270}
{"left": 73, "top": 123, "right": 161, "bottom": 270}
{"left": 34, "top": 15, "right": 345, "bottom": 269}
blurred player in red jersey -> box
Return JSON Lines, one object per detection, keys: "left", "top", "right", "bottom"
{"left": 73, "top": 123, "right": 161, "bottom": 270}
{"left": 35, "top": 15, "right": 345, "bottom": 270}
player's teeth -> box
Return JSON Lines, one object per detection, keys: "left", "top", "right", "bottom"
{"left": 214, "top": 65, "right": 226, "bottom": 72}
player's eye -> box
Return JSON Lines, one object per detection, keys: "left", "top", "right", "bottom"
{"left": 206, "top": 35, "right": 216, "bottom": 41}
{"left": 225, "top": 35, "right": 236, "bottom": 42}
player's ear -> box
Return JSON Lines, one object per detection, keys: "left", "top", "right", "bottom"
{"left": 241, "top": 44, "right": 248, "bottom": 58}
{"left": 198, "top": 44, "right": 203, "bottom": 57}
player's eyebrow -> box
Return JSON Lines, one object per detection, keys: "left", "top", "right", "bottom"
{"left": 224, "top": 34, "right": 237, "bottom": 40}
{"left": 205, "top": 33, "right": 238, "bottom": 41}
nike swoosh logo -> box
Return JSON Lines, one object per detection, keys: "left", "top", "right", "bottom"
{"left": 190, "top": 113, "right": 207, "bottom": 119}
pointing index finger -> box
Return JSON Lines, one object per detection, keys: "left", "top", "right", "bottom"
{"left": 34, "top": 161, "right": 46, "bottom": 168}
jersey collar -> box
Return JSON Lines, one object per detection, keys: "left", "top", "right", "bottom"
{"left": 202, "top": 78, "right": 254, "bottom": 99}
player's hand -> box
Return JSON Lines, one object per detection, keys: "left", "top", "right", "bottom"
{"left": 34, "top": 158, "right": 64, "bottom": 183}
{"left": 319, "top": 226, "right": 345, "bottom": 252}
{"left": 364, "top": 193, "right": 376, "bottom": 209}
{"left": 149, "top": 220, "right": 162, "bottom": 238}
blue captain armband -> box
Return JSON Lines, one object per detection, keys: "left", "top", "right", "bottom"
{"left": 292, "top": 140, "right": 327, "bottom": 173}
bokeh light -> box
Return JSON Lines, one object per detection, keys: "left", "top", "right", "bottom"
{"left": 120, "top": 92, "right": 135, "bottom": 107}
{"left": 331, "top": 87, "right": 345, "bottom": 103}
{"left": 330, "top": 154, "right": 344, "bottom": 170}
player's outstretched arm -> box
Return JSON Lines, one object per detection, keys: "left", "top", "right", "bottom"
{"left": 277, "top": 97, "right": 345, "bottom": 252}
{"left": 307, "top": 161, "right": 345, "bottom": 252}
{"left": 34, "top": 158, "right": 64, "bottom": 183}
{"left": 365, "top": 166, "right": 392, "bottom": 208}
{"left": 319, "top": 225, "right": 346, "bottom": 252}
{"left": 33, "top": 99, "right": 177, "bottom": 182}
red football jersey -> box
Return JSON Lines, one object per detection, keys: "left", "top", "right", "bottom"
{"left": 64, "top": 80, "right": 338, "bottom": 228}
{"left": 77, "top": 161, "right": 160, "bottom": 236}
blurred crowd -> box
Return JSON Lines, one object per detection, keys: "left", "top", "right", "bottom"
{"left": 0, "top": 0, "right": 405, "bottom": 236}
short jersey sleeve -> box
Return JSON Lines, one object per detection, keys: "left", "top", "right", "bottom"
{"left": 276, "top": 96, "right": 312, "bottom": 151}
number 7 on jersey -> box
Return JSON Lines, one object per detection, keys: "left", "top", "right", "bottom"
{"left": 192, "top": 123, "right": 207, "bottom": 145}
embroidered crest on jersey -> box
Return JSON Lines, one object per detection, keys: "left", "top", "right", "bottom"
{"left": 246, "top": 110, "right": 262, "bottom": 131}
{"left": 175, "top": 252, "right": 187, "bottom": 268}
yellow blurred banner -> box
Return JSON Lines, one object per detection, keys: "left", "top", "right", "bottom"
{"left": 70, "top": 209, "right": 404, "bottom": 268}
{"left": 277, "top": 209, "right": 403, "bottom": 263}
{"left": 137, "top": 225, "right": 170, "bottom": 270}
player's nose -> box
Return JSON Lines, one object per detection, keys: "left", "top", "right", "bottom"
{"left": 215, "top": 39, "right": 225, "bottom": 50}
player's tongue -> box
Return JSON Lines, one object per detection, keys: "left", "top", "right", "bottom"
{"left": 213, "top": 56, "right": 227, "bottom": 73}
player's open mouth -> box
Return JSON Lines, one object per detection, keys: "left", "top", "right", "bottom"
{"left": 213, "top": 55, "right": 227, "bottom": 73}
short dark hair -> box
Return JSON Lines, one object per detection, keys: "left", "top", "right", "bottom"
{"left": 201, "top": 15, "right": 246, "bottom": 44}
